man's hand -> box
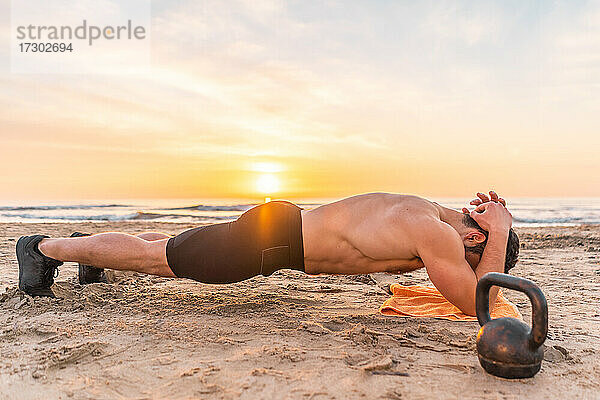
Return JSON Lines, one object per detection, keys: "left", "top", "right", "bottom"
{"left": 461, "top": 191, "right": 506, "bottom": 214}
{"left": 469, "top": 202, "right": 513, "bottom": 233}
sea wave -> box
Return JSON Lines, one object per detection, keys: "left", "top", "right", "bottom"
{"left": 166, "top": 203, "right": 321, "bottom": 212}
{"left": 0, "top": 204, "right": 128, "bottom": 211}
{"left": 132, "top": 212, "right": 236, "bottom": 221}
{"left": 0, "top": 211, "right": 240, "bottom": 223}
{"left": 1, "top": 213, "right": 140, "bottom": 221}
{"left": 166, "top": 204, "right": 255, "bottom": 212}
{"left": 513, "top": 216, "right": 598, "bottom": 224}
{"left": 1, "top": 199, "right": 598, "bottom": 226}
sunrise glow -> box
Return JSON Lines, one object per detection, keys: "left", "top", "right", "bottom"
{"left": 256, "top": 174, "right": 280, "bottom": 195}
{"left": 1, "top": 1, "right": 599, "bottom": 201}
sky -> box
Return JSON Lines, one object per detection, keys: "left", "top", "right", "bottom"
{"left": 0, "top": 0, "right": 599, "bottom": 201}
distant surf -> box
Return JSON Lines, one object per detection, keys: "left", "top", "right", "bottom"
{"left": 0, "top": 198, "right": 598, "bottom": 226}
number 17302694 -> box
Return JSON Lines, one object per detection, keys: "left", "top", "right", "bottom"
{"left": 19, "top": 43, "right": 73, "bottom": 52}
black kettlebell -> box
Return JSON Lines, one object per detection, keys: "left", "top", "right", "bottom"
{"left": 476, "top": 272, "right": 548, "bottom": 379}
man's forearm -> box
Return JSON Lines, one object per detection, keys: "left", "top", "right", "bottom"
{"left": 474, "top": 230, "right": 509, "bottom": 309}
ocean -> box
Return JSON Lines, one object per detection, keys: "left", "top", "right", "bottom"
{"left": 0, "top": 198, "right": 599, "bottom": 227}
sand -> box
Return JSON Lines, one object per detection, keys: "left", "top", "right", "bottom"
{"left": 0, "top": 222, "right": 599, "bottom": 400}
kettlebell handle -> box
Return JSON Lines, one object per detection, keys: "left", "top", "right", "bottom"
{"left": 476, "top": 272, "right": 548, "bottom": 350}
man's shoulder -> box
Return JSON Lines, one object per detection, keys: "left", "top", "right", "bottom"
{"left": 379, "top": 197, "right": 459, "bottom": 243}
{"left": 403, "top": 213, "right": 462, "bottom": 249}
{"left": 385, "top": 195, "right": 441, "bottom": 222}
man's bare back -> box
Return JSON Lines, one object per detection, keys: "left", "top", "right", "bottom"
{"left": 302, "top": 193, "right": 437, "bottom": 275}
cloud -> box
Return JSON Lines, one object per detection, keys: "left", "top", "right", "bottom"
{"left": 421, "top": 1, "right": 507, "bottom": 46}
{"left": 0, "top": 0, "right": 599, "bottom": 198}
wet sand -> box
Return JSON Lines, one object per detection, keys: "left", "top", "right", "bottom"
{"left": 1, "top": 222, "right": 599, "bottom": 399}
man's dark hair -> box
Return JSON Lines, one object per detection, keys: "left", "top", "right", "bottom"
{"left": 462, "top": 214, "right": 520, "bottom": 274}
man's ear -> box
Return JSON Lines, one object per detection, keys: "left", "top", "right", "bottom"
{"left": 464, "top": 231, "right": 487, "bottom": 245}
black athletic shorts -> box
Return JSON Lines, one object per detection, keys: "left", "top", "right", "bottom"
{"left": 165, "top": 201, "right": 305, "bottom": 283}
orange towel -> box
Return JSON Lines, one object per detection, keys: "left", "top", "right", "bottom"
{"left": 380, "top": 284, "right": 523, "bottom": 322}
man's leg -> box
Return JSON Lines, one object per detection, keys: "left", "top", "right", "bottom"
{"left": 38, "top": 233, "right": 175, "bottom": 277}
{"left": 19, "top": 201, "right": 305, "bottom": 296}
{"left": 74, "top": 231, "right": 174, "bottom": 284}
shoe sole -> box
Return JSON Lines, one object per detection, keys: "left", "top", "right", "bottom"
{"left": 16, "top": 236, "right": 55, "bottom": 298}
{"left": 16, "top": 236, "right": 24, "bottom": 289}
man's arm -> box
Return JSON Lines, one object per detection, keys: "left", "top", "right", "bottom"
{"left": 472, "top": 229, "right": 509, "bottom": 310}
{"left": 415, "top": 202, "right": 513, "bottom": 316}
{"left": 415, "top": 222, "right": 480, "bottom": 316}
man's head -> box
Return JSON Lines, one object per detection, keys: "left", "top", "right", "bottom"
{"left": 461, "top": 214, "right": 519, "bottom": 273}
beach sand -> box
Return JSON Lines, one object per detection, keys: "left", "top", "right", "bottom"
{"left": 0, "top": 222, "right": 599, "bottom": 399}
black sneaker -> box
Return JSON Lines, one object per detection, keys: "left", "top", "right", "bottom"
{"left": 17, "top": 235, "right": 63, "bottom": 297}
{"left": 70, "top": 232, "right": 108, "bottom": 284}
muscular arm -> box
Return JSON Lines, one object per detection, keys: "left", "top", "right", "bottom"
{"left": 415, "top": 222, "right": 481, "bottom": 316}
{"left": 414, "top": 202, "right": 512, "bottom": 316}
{"left": 414, "top": 222, "right": 508, "bottom": 316}
{"left": 472, "top": 229, "right": 509, "bottom": 310}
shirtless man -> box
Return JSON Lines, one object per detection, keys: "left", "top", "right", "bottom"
{"left": 16, "top": 191, "right": 518, "bottom": 316}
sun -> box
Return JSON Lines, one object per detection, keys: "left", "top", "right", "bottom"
{"left": 256, "top": 174, "right": 280, "bottom": 195}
